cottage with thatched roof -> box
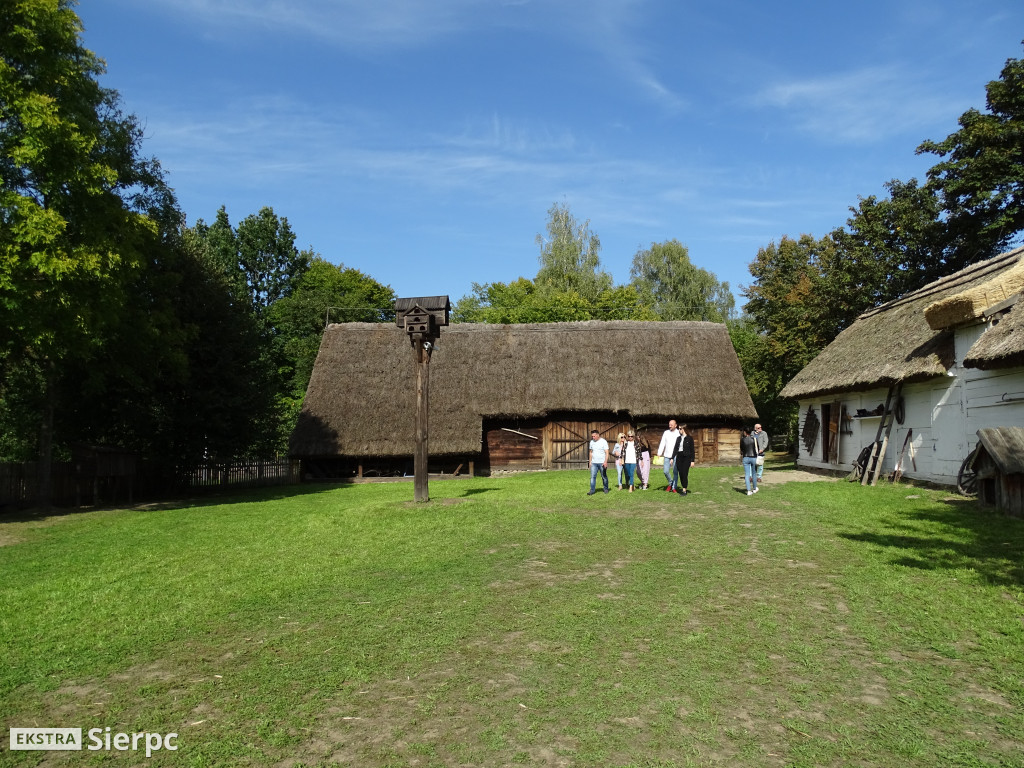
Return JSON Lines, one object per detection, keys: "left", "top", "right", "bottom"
{"left": 290, "top": 320, "right": 757, "bottom": 478}
{"left": 780, "top": 246, "right": 1024, "bottom": 485}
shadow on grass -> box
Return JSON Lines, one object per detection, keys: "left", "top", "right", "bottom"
{"left": 460, "top": 487, "right": 502, "bottom": 496}
{"left": 838, "top": 499, "right": 1024, "bottom": 587}
{"left": 0, "top": 481, "right": 354, "bottom": 522}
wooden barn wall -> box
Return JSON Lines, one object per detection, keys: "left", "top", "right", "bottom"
{"left": 793, "top": 363, "right": 1024, "bottom": 486}
{"left": 482, "top": 418, "right": 547, "bottom": 471}
{"left": 996, "top": 474, "right": 1024, "bottom": 517}
{"left": 484, "top": 416, "right": 743, "bottom": 471}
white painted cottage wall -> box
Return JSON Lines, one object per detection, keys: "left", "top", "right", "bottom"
{"left": 792, "top": 320, "right": 1024, "bottom": 485}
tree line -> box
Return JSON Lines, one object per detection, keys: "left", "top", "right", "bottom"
{"left": 453, "top": 203, "right": 734, "bottom": 324}
{"left": 0, "top": 1, "right": 395, "bottom": 500}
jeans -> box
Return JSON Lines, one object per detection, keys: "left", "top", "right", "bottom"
{"left": 623, "top": 463, "right": 636, "bottom": 487}
{"left": 756, "top": 455, "right": 764, "bottom": 480}
{"left": 590, "top": 463, "right": 609, "bottom": 493}
{"left": 742, "top": 456, "right": 758, "bottom": 491}
{"left": 662, "top": 457, "right": 674, "bottom": 488}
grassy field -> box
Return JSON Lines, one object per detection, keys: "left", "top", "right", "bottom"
{"left": 2, "top": 458, "right": 1024, "bottom": 767}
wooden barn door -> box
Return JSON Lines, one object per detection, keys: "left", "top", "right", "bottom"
{"left": 823, "top": 401, "right": 841, "bottom": 464}
{"left": 699, "top": 427, "right": 718, "bottom": 464}
{"left": 547, "top": 419, "right": 630, "bottom": 470}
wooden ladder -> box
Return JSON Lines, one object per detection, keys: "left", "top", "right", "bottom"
{"left": 861, "top": 383, "right": 903, "bottom": 487}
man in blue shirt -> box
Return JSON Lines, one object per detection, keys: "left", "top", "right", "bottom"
{"left": 587, "top": 429, "right": 610, "bottom": 495}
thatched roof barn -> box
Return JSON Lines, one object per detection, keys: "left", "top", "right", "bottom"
{"left": 291, "top": 320, "right": 756, "bottom": 475}
{"left": 781, "top": 247, "right": 1024, "bottom": 400}
{"left": 780, "top": 246, "right": 1024, "bottom": 486}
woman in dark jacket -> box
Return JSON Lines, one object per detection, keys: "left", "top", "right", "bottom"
{"left": 671, "top": 424, "right": 696, "bottom": 495}
{"left": 740, "top": 426, "right": 759, "bottom": 495}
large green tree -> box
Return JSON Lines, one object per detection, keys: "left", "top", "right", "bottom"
{"left": 740, "top": 235, "right": 839, "bottom": 440}
{"left": 453, "top": 278, "right": 655, "bottom": 323}
{"left": 919, "top": 48, "right": 1024, "bottom": 263}
{"left": 269, "top": 257, "right": 396, "bottom": 412}
{"left": 630, "top": 239, "right": 735, "bottom": 321}
{"left": 534, "top": 202, "right": 613, "bottom": 302}
{"left": 0, "top": 0, "right": 177, "bottom": 500}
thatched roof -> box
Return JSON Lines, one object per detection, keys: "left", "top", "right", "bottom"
{"left": 924, "top": 257, "right": 1024, "bottom": 330}
{"left": 780, "top": 247, "right": 1024, "bottom": 401}
{"left": 964, "top": 298, "right": 1024, "bottom": 370}
{"left": 976, "top": 427, "right": 1024, "bottom": 475}
{"left": 290, "top": 320, "right": 757, "bottom": 458}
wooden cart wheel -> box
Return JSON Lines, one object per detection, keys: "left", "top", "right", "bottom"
{"left": 957, "top": 446, "right": 980, "bottom": 497}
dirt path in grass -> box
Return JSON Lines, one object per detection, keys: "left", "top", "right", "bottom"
{"left": 753, "top": 469, "right": 838, "bottom": 485}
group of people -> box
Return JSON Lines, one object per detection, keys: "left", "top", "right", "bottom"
{"left": 587, "top": 420, "right": 769, "bottom": 497}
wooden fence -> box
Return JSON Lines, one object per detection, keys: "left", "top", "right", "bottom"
{"left": 0, "top": 458, "right": 301, "bottom": 509}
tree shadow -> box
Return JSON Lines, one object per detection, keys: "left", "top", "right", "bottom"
{"left": 837, "top": 497, "right": 1024, "bottom": 587}
{"left": 460, "top": 487, "right": 502, "bottom": 496}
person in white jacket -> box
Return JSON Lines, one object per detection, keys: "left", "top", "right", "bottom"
{"left": 656, "top": 420, "right": 680, "bottom": 491}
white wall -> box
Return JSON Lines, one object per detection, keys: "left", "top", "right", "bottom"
{"left": 793, "top": 319, "right": 1024, "bottom": 485}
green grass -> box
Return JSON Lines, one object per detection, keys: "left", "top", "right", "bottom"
{"left": 2, "top": 459, "right": 1024, "bottom": 767}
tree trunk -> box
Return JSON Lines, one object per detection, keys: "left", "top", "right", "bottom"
{"left": 36, "top": 360, "right": 56, "bottom": 510}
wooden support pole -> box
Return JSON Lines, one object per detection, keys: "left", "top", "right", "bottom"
{"left": 414, "top": 337, "right": 430, "bottom": 502}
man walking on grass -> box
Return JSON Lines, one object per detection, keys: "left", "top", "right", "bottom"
{"left": 656, "top": 419, "right": 680, "bottom": 491}
{"left": 588, "top": 429, "right": 610, "bottom": 495}
{"left": 754, "top": 423, "right": 769, "bottom": 482}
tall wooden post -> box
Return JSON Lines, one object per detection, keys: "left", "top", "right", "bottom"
{"left": 395, "top": 296, "right": 449, "bottom": 504}
{"left": 414, "top": 337, "right": 431, "bottom": 502}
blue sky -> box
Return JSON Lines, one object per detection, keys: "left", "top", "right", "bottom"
{"left": 76, "top": 0, "right": 1024, "bottom": 309}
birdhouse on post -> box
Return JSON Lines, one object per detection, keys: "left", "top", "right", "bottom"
{"left": 394, "top": 296, "right": 450, "bottom": 502}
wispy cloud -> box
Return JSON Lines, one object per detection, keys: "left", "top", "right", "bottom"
{"left": 755, "top": 66, "right": 958, "bottom": 143}
{"left": 146, "top": 0, "right": 506, "bottom": 47}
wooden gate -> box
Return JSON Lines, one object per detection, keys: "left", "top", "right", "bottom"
{"left": 546, "top": 420, "right": 631, "bottom": 470}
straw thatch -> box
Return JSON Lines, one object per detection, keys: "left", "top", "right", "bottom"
{"left": 780, "top": 247, "right": 1024, "bottom": 401}
{"left": 924, "top": 257, "right": 1024, "bottom": 330}
{"left": 963, "top": 298, "right": 1024, "bottom": 370}
{"left": 290, "top": 320, "right": 756, "bottom": 458}
{"left": 976, "top": 427, "right": 1024, "bottom": 475}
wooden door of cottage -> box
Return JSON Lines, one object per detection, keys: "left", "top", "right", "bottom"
{"left": 547, "top": 419, "right": 630, "bottom": 470}
{"left": 698, "top": 427, "right": 718, "bottom": 464}
{"left": 823, "top": 401, "right": 841, "bottom": 464}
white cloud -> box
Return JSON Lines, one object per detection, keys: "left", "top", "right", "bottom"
{"left": 146, "top": 0, "right": 535, "bottom": 47}
{"left": 755, "top": 66, "right": 959, "bottom": 143}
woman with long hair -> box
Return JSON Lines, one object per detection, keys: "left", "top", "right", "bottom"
{"left": 671, "top": 424, "right": 696, "bottom": 495}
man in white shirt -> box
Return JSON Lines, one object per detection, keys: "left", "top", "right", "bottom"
{"left": 656, "top": 420, "right": 680, "bottom": 491}
{"left": 588, "top": 429, "right": 610, "bottom": 495}
{"left": 754, "top": 423, "right": 769, "bottom": 481}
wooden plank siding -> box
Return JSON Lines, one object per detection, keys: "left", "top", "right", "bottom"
{"left": 483, "top": 416, "right": 743, "bottom": 472}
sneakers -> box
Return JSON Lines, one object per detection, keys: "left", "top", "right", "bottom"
{"left": 747, "top": 490, "right": 753, "bottom": 496}
{"left": 753, "top": 487, "right": 759, "bottom": 494}
{"left": 604, "top": 489, "right": 610, "bottom": 494}
{"left": 587, "top": 490, "right": 596, "bottom": 496}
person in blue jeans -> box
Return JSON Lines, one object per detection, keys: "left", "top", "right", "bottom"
{"left": 754, "top": 423, "right": 769, "bottom": 481}
{"left": 740, "top": 426, "right": 759, "bottom": 495}
{"left": 587, "top": 429, "right": 610, "bottom": 495}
